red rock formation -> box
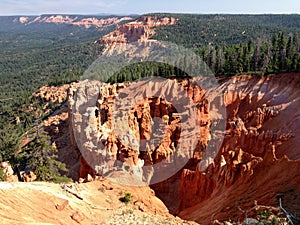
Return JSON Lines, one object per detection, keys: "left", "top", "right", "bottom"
{"left": 98, "top": 16, "right": 178, "bottom": 45}
{"left": 79, "top": 156, "right": 95, "bottom": 179}
{"left": 0, "top": 161, "right": 18, "bottom": 182}
{"left": 23, "top": 171, "right": 37, "bottom": 182}
{"left": 68, "top": 78, "right": 210, "bottom": 184}
{"left": 66, "top": 73, "right": 300, "bottom": 223}
{"left": 176, "top": 74, "right": 300, "bottom": 224}
{"left": 33, "top": 84, "right": 70, "bottom": 104}
{"left": 43, "top": 95, "right": 81, "bottom": 180}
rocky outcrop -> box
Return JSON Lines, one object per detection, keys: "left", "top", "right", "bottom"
{"left": 0, "top": 161, "right": 18, "bottom": 182}
{"left": 33, "top": 84, "right": 70, "bottom": 104}
{"left": 68, "top": 77, "right": 214, "bottom": 184}
{"left": 22, "top": 171, "right": 37, "bottom": 182}
{"left": 98, "top": 16, "right": 178, "bottom": 45}
{"left": 43, "top": 101, "right": 81, "bottom": 180}
{"left": 0, "top": 180, "right": 195, "bottom": 225}
{"left": 0, "top": 162, "right": 14, "bottom": 177}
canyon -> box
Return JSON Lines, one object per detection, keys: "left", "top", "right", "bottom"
{"left": 27, "top": 70, "right": 300, "bottom": 224}
{"left": 35, "top": 16, "right": 300, "bottom": 223}
{"left": 1, "top": 15, "right": 299, "bottom": 224}
{"left": 65, "top": 73, "right": 300, "bottom": 224}
{"left": 70, "top": 17, "right": 299, "bottom": 222}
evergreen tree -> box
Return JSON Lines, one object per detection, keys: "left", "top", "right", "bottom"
{"left": 261, "top": 42, "right": 273, "bottom": 75}
{"left": 278, "top": 31, "right": 287, "bottom": 71}
{"left": 0, "top": 126, "right": 22, "bottom": 163}
{"left": 251, "top": 38, "right": 262, "bottom": 72}
{"left": 23, "top": 130, "right": 70, "bottom": 183}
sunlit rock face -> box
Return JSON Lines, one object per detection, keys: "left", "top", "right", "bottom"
{"left": 98, "top": 16, "right": 178, "bottom": 45}
{"left": 68, "top": 73, "right": 300, "bottom": 224}
{"left": 68, "top": 77, "right": 216, "bottom": 185}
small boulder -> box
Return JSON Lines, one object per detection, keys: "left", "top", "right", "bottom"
{"left": 23, "top": 171, "right": 37, "bottom": 182}
{"left": 71, "top": 211, "right": 85, "bottom": 223}
{"left": 244, "top": 218, "right": 260, "bottom": 225}
{"left": 55, "top": 199, "right": 69, "bottom": 211}
{"left": 0, "top": 161, "right": 14, "bottom": 177}
{"left": 86, "top": 174, "right": 94, "bottom": 182}
{"left": 78, "top": 178, "right": 85, "bottom": 184}
{"left": 6, "top": 175, "right": 19, "bottom": 182}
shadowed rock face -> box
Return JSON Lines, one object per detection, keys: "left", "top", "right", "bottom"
{"left": 176, "top": 74, "right": 300, "bottom": 224}
{"left": 67, "top": 73, "right": 300, "bottom": 224}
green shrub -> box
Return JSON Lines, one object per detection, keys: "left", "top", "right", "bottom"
{"left": 119, "top": 192, "right": 133, "bottom": 204}
{"left": 121, "top": 209, "right": 133, "bottom": 215}
{"left": 0, "top": 167, "right": 6, "bottom": 181}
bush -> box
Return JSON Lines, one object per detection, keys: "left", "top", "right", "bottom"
{"left": 0, "top": 167, "right": 6, "bottom": 181}
{"left": 119, "top": 192, "right": 133, "bottom": 204}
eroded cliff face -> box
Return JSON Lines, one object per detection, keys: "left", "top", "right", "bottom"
{"left": 68, "top": 77, "right": 213, "bottom": 184}
{"left": 98, "top": 16, "right": 178, "bottom": 45}
{"left": 68, "top": 73, "right": 300, "bottom": 224}
{"left": 177, "top": 74, "right": 300, "bottom": 224}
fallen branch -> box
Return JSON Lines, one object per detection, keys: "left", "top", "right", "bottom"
{"left": 60, "top": 183, "right": 83, "bottom": 200}
{"left": 279, "top": 198, "right": 300, "bottom": 225}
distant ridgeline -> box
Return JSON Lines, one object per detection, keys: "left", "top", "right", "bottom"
{"left": 107, "top": 28, "right": 300, "bottom": 83}
{"left": 0, "top": 14, "right": 135, "bottom": 112}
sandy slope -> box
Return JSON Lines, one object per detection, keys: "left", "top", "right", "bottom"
{"left": 0, "top": 180, "right": 197, "bottom": 225}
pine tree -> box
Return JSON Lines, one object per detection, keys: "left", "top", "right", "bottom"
{"left": 261, "top": 42, "right": 273, "bottom": 75}
{"left": 278, "top": 32, "right": 287, "bottom": 71}
{"left": 251, "top": 38, "right": 262, "bottom": 72}
{"left": 24, "top": 130, "right": 70, "bottom": 183}
{"left": 236, "top": 43, "right": 244, "bottom": 74}
{"left": 0, "top": 126, "right": 22, "bottom": 163}
{"left": 271, "top": 33, "right": 279, "bottom": 72}
{"left": 242, "top": 44, "right": 251, "bottom": 72}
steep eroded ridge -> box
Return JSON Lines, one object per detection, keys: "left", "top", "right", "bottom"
{"left": 36, "top": 73, "right": 300, "bottom": 224}
{"left": 177, "top": 74, "right": 300, "bottom": 223}
{"left": 98, "top": 16, "right": 178, "bottom": 45}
